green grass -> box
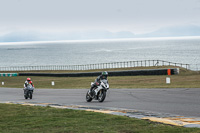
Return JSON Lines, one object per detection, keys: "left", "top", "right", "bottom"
{"left": 0, "top": 103, "right": 199, "bottom": 133}
{"left": 0, "top": 66, "right": 200, "bottom": 89}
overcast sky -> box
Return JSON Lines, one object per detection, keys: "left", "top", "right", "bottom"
{"left": 0, "top": 0, "right": 200, "bottom": 36}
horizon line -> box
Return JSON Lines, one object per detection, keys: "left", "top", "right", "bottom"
{"left": 0, "top": 36, "right": 200, "bottom": 45}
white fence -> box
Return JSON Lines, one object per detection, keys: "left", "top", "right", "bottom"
{"left": 0, "top": 60, "right": 192, "bottom": 71}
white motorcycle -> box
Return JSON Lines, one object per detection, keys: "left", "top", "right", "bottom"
{"left": 86, "top": 79, "right": 109, "bottom": 102}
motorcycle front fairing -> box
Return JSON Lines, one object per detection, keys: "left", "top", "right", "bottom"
{"left": 94, "top": 84, "right": 103, "bottom": 95}
{"left": 26, "top": 84, "right": 34, "bottom": 91}
{"left": 94, "top": 80, "right": 109, "bottom": 94}
{"left": 100, "top": 79, "right": 109, "bottom": 90}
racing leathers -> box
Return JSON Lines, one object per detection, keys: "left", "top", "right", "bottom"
{"left": 24, "top": 80, "right": 34, "bottom": 88}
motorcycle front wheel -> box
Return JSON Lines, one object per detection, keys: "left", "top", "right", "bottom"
{"left": 29, "top": 91, "right": 33, "bottom": 99}
{"left": 98, "top": 90, "right": 106, "bottom": 102}
{"left": 86, "top": 90, "right": 92, "bottom": 102}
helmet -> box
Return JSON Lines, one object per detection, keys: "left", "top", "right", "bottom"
{"left": 29, "top": 81, "right": 32, "bottom": 84}
{"left": 27, "top": 78, "right": 31, "bottom": 81}
{"left": 101, "top": 71, "right": 108, "bottom": 79}
{"left": 102, "top": 71, "right": 108, "bottom": 76}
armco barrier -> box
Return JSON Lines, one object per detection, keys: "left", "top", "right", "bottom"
{"left": 18, "top": 68, "right": 179, "bottom": 77}
{"left": 0, "top": 73, "right": 18, "bottom": 77}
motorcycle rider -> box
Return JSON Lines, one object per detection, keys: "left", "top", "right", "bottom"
{"left": 24, "top": 78, "right": 34, "bottom": 94}
{"left": 89, "top": 71, "right": 108, "bottom": 96}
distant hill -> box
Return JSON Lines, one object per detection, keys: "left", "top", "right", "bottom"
{"left": 0, "top": 25, "right": 200, "bottom": 42}
{"left": 137, "top": 25, "right": 200, "bottom": 37}
{"left": 0, "top": 31, "right": 41, "bottom": 42}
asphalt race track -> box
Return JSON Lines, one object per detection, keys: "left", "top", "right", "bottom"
{"left": 0, "top": 88, "right": 200, "bottom": 117}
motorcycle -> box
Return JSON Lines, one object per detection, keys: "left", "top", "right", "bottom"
{"left": 24, "top": 83, "right": 34, "bottom": 99}
{"left": 86, "top": 79, "right": 109, "bottom": 102}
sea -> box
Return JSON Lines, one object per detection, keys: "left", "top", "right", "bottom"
{"left": 0, "top": 36, "right": 200, "bottom": 70}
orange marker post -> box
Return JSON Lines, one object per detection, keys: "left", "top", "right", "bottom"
{"left": 167, "top": 69, "right": 171, "bottom": 75}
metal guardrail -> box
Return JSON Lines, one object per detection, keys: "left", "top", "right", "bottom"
{"left": 0, "top": 60, "right": 191, "bottom": 71}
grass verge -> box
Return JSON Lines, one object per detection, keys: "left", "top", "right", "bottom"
{"left": 0, "top": 66, "right": 200, "bottom": 89}
{"left": 0, "top": 103, "right": 199, "bottom": 133}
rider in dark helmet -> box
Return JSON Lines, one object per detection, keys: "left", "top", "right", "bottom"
{"left": 89, "top": 71, "right": 108, "bottom": 96}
